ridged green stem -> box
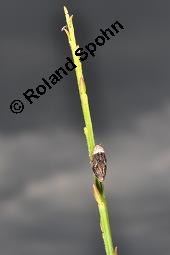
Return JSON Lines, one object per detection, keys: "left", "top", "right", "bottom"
{"left": 62, "top": 7, "right": 117, "bottom": 255}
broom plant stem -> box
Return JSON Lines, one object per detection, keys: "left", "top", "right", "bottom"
{"left": 62, "top": 7, "right": 116, "bottom": 255}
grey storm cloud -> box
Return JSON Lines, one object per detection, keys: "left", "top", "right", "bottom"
{"left": 0, "top": 103, "right": 170, "bottom": 254}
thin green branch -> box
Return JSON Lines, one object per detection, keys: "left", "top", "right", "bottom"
{"left": 62, "top": 6, "right": 117, "bottom": 255}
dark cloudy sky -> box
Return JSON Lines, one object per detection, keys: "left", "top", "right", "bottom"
{"left": 1, "top": 0, "right": 170, "bottom": 254}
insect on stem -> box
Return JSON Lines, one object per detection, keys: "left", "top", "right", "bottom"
{"left": 91, "top": 145, "right": 107, "bottom": 182}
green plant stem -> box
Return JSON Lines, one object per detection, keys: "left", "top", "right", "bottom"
{"left": 62, "top": 7, "right": 117, "bottom": 255}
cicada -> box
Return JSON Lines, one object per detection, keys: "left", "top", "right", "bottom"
{"left": 91, "top": 145, "right": 107, "bottom": 182}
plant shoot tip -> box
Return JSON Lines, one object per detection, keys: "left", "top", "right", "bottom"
{"left": 115, "top": 246, "right": 118, "bottom": 255}
{"left": 61, "top": 25, "right": 67, "bottom": 32}
{"left": 64, "top": 6, "right": 68, "bottom": 13}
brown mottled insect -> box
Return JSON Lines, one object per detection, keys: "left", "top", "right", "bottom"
{"left": 91, "top": 145, "right": 107, "bottom": 182}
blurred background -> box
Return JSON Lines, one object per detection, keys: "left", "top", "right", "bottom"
{"left": 1, "top": 0, "right": 170, "bottom": 254}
